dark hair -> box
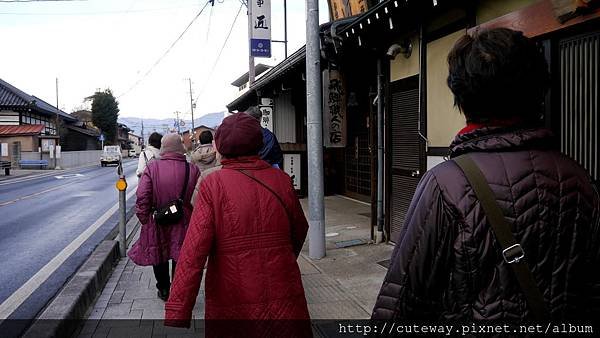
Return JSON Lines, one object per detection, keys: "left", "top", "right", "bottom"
{"left": 245, "top": 106, "right": 262, "bottom": 121}
{"left": 447, "top": 28, "right": 549, "bottom": 124}
{"left": 199, "top": 130, "right": 213, "bottom": 145}
{"left": 148, "top": 132, "right": 163, "bottom": 149}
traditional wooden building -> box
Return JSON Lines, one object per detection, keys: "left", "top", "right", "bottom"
{"left": 0, "top": 78, "right": 77, "bottom": 164}
{"left": 333, "top": 0, "right": 600, "bottom": 242}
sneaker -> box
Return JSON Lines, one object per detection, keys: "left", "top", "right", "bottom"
{"left": 157, "top": 288, "right": 169, "bottom": 301}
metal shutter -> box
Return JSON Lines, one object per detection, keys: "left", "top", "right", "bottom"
{"left": 560, "top": 31, "right": 599, "bottom": 181}
{"left": 388, "top": 77, "right": 423, "bottom": 243}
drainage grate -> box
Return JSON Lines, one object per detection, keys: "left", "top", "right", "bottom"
{"left": 377, "top": 259, "right": 391, "bottom": 269}
{"left": 334, "top": 239, "right": 367, "bottom": 248}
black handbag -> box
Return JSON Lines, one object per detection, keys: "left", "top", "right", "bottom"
{"left": 153, "top": 161, "right": 190, "bottom": 227}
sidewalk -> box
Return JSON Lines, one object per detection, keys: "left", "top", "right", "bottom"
{"left": 77, "top": 195, "right": 393, "bottom": 337}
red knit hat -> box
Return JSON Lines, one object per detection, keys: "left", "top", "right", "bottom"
{"left": 215, "top": 112, "right": 263, "bottom": 157}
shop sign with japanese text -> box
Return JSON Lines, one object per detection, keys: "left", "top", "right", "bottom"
{"left": 284, "top": 154, "right": 301, "bottom": 190}
{"left": 328, "top": 0, "right": 370, "bottom": 20}
{"left": 323, "top": 69, "right": 347, "bottom": 148}
{"left": 250, "top": 0, "right": 272, "bottom": 58}
{"left": 260, "top": 97, "right": 274, "bottom": 131}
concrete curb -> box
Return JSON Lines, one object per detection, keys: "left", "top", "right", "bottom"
{"left": 22, "top": 215, "right": 140, "bottom": 338}
{"left": 22, "top": 241, "right": 119, "bottom": 338}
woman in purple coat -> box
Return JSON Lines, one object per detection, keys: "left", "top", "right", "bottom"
{"left": 128, "top": 133, "right": 200, "bottom": 301}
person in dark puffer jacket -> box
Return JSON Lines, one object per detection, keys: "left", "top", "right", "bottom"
{"left": 372, "top": 28, "right": 600, "bottom": 321}
{"left": 246, "top": 106, "right": 284, "bottom": 168}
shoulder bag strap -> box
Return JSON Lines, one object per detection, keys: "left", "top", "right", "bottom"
{"left": 143, "top": 150, "right": 149, "bottom": 164}
{"left": 234, "top": 169, "right": 296, "bottom": 244}
{"left": 453, "top": 154, "right": 550, "bottom": 320}
{"left": 179, "top": 162, "right": 190, "bottom": 201}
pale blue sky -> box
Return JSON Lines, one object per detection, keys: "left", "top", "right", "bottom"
{"left": 0, "top": 0, "right": 330, "bottom": 120}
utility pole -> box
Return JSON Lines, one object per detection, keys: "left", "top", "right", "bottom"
{"left": 188, "top": 78, "right": 195, "bottom": 147}
{"left": 306, "top": 0, "right": 325, "bottom": 259}
{"left": 284, "top": 0, "right": 288, "bottom": 59}
{"left": 55, "top": 78, "right": 61, "bottom": 170}
{"left": 174, "top": 111, "right": 181, "bottom": 134}
{"left": 248, "top": 0, "right": 255, "bottom": 85}
{"left": 141, "top": 119, "right": 145, "bottom": 148}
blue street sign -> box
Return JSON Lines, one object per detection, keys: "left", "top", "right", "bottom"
{"left": 99, "top": 133, "right": 105, "bottom": 142}
{"left": 250, "top": 39, "right": 271, "bottom": 58}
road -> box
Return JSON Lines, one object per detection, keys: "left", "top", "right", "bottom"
{"left": 0, "top": 160, "right": 139, "bottom": 335}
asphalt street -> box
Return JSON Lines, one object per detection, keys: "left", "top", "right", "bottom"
{"left": 0, "top": 159, "right": 139, "bottom": 334}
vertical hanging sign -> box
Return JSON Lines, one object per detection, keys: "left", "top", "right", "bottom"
{"left": 259, "top": 97, "right": 274, "bottom": 131}
{"left": 250, "top": 0, "right": 272, "bottom": 58}
{"left": 284, "top": 153, "right": 301, "bottom": 190}
{"left": 323, "top": 69, "right": 347, "bottom": 148}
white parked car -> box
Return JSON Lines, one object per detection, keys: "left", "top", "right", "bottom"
{"left": 101, "top": 146, "right": 122, "bottom": 167}
{"left": 128, "top": 149, "right": 137, "bottom": 158}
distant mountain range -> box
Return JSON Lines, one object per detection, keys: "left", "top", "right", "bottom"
{"left": 118, "top": 111, "right": 226, "bottom": 138}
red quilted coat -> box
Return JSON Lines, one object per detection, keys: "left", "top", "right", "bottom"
{"left": 165, "top": 157, "right": 311, "bottom": 335}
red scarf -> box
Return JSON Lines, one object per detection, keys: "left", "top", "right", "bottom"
{"left": 458, "top": 118, "right": 523, "bottom": 136}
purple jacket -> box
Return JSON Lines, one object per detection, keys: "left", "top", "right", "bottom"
{"left": 372, "top": 127, "right": 600, "bottom": 320}
{"left": 129, "top": 152, "right": 200, "bottom": 266}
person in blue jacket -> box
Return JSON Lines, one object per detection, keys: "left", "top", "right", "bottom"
{"left": 245, "top": 106, "right": 283, "bottom": 168}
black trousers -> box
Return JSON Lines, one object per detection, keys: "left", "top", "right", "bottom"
{"left": 153, "top": 260, "right": 176, "bottom": 290}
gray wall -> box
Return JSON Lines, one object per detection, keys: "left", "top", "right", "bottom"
{"left": 274, "top": 91, "right": 297, "bottom": 143}
{"left": 21, "top": 150, "right": 102, "bottom": 169}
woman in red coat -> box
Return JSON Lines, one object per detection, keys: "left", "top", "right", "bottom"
{"left": 165, "top": 112, "right": 311, "bottom": 336}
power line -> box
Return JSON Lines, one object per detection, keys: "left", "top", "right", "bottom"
{"left": 0, "top": 5, "right": 197, "bottom": 16}
{"left": 205, "top": 2, "right": 213, "bottom": 43}
{"left": 117, "top": 0, "right": 211, "bottom": 99}
{"left": 194, "top": 3, "right": 243, "bottom": 103}
{"left": 0, "top": 0, "right": 86, "bottom": 2}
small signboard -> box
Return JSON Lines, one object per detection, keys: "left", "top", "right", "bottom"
{"left": 0, "top": 143, "right": 8, "bottom": 157}
{"left": 283, "top": 153, "right": 301, "bottom": 190}
{"left": 328, "top": 0, "right": 370, "bottom": 20}
{"left": 41, "top": 138, "right": 56, "bottom": 153}
{"left": 250, "top": 0, "right": 272, "bottom": 58}
{"left": 259, "top": 97, "right": 274, "bottom": 131}
{"left": 99, "top": 133, "right": 105, "bottom": 142}
{"left": 259, "top": 106, "right": 273, "bottom": 131}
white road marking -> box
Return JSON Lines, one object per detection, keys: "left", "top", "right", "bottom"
{"left": 0, "top": 187, "right": 137, "bottom": 320}
{"left": 0, "top": 161, "right": 136, "bottom": 187}
{"left": 54, "top": 174, "right": 84, "bottom": 179}
{"left": 72, "top": 191, "right": 95, "bottom": 198}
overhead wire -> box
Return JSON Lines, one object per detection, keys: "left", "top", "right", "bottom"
{"left": 117, "top": 0, "right": 211, "bottom": 99}
{"left": 194, "top": 2, "right": 243, "bottom": 104}
{"left": 0, "top": 0, "right": 85, "bottom": 2}
{"left": 0, "top": 5, "right": 195, "bottom": 15}
{"left": 205, "top": 1, "right": 213, "bottom": 43}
